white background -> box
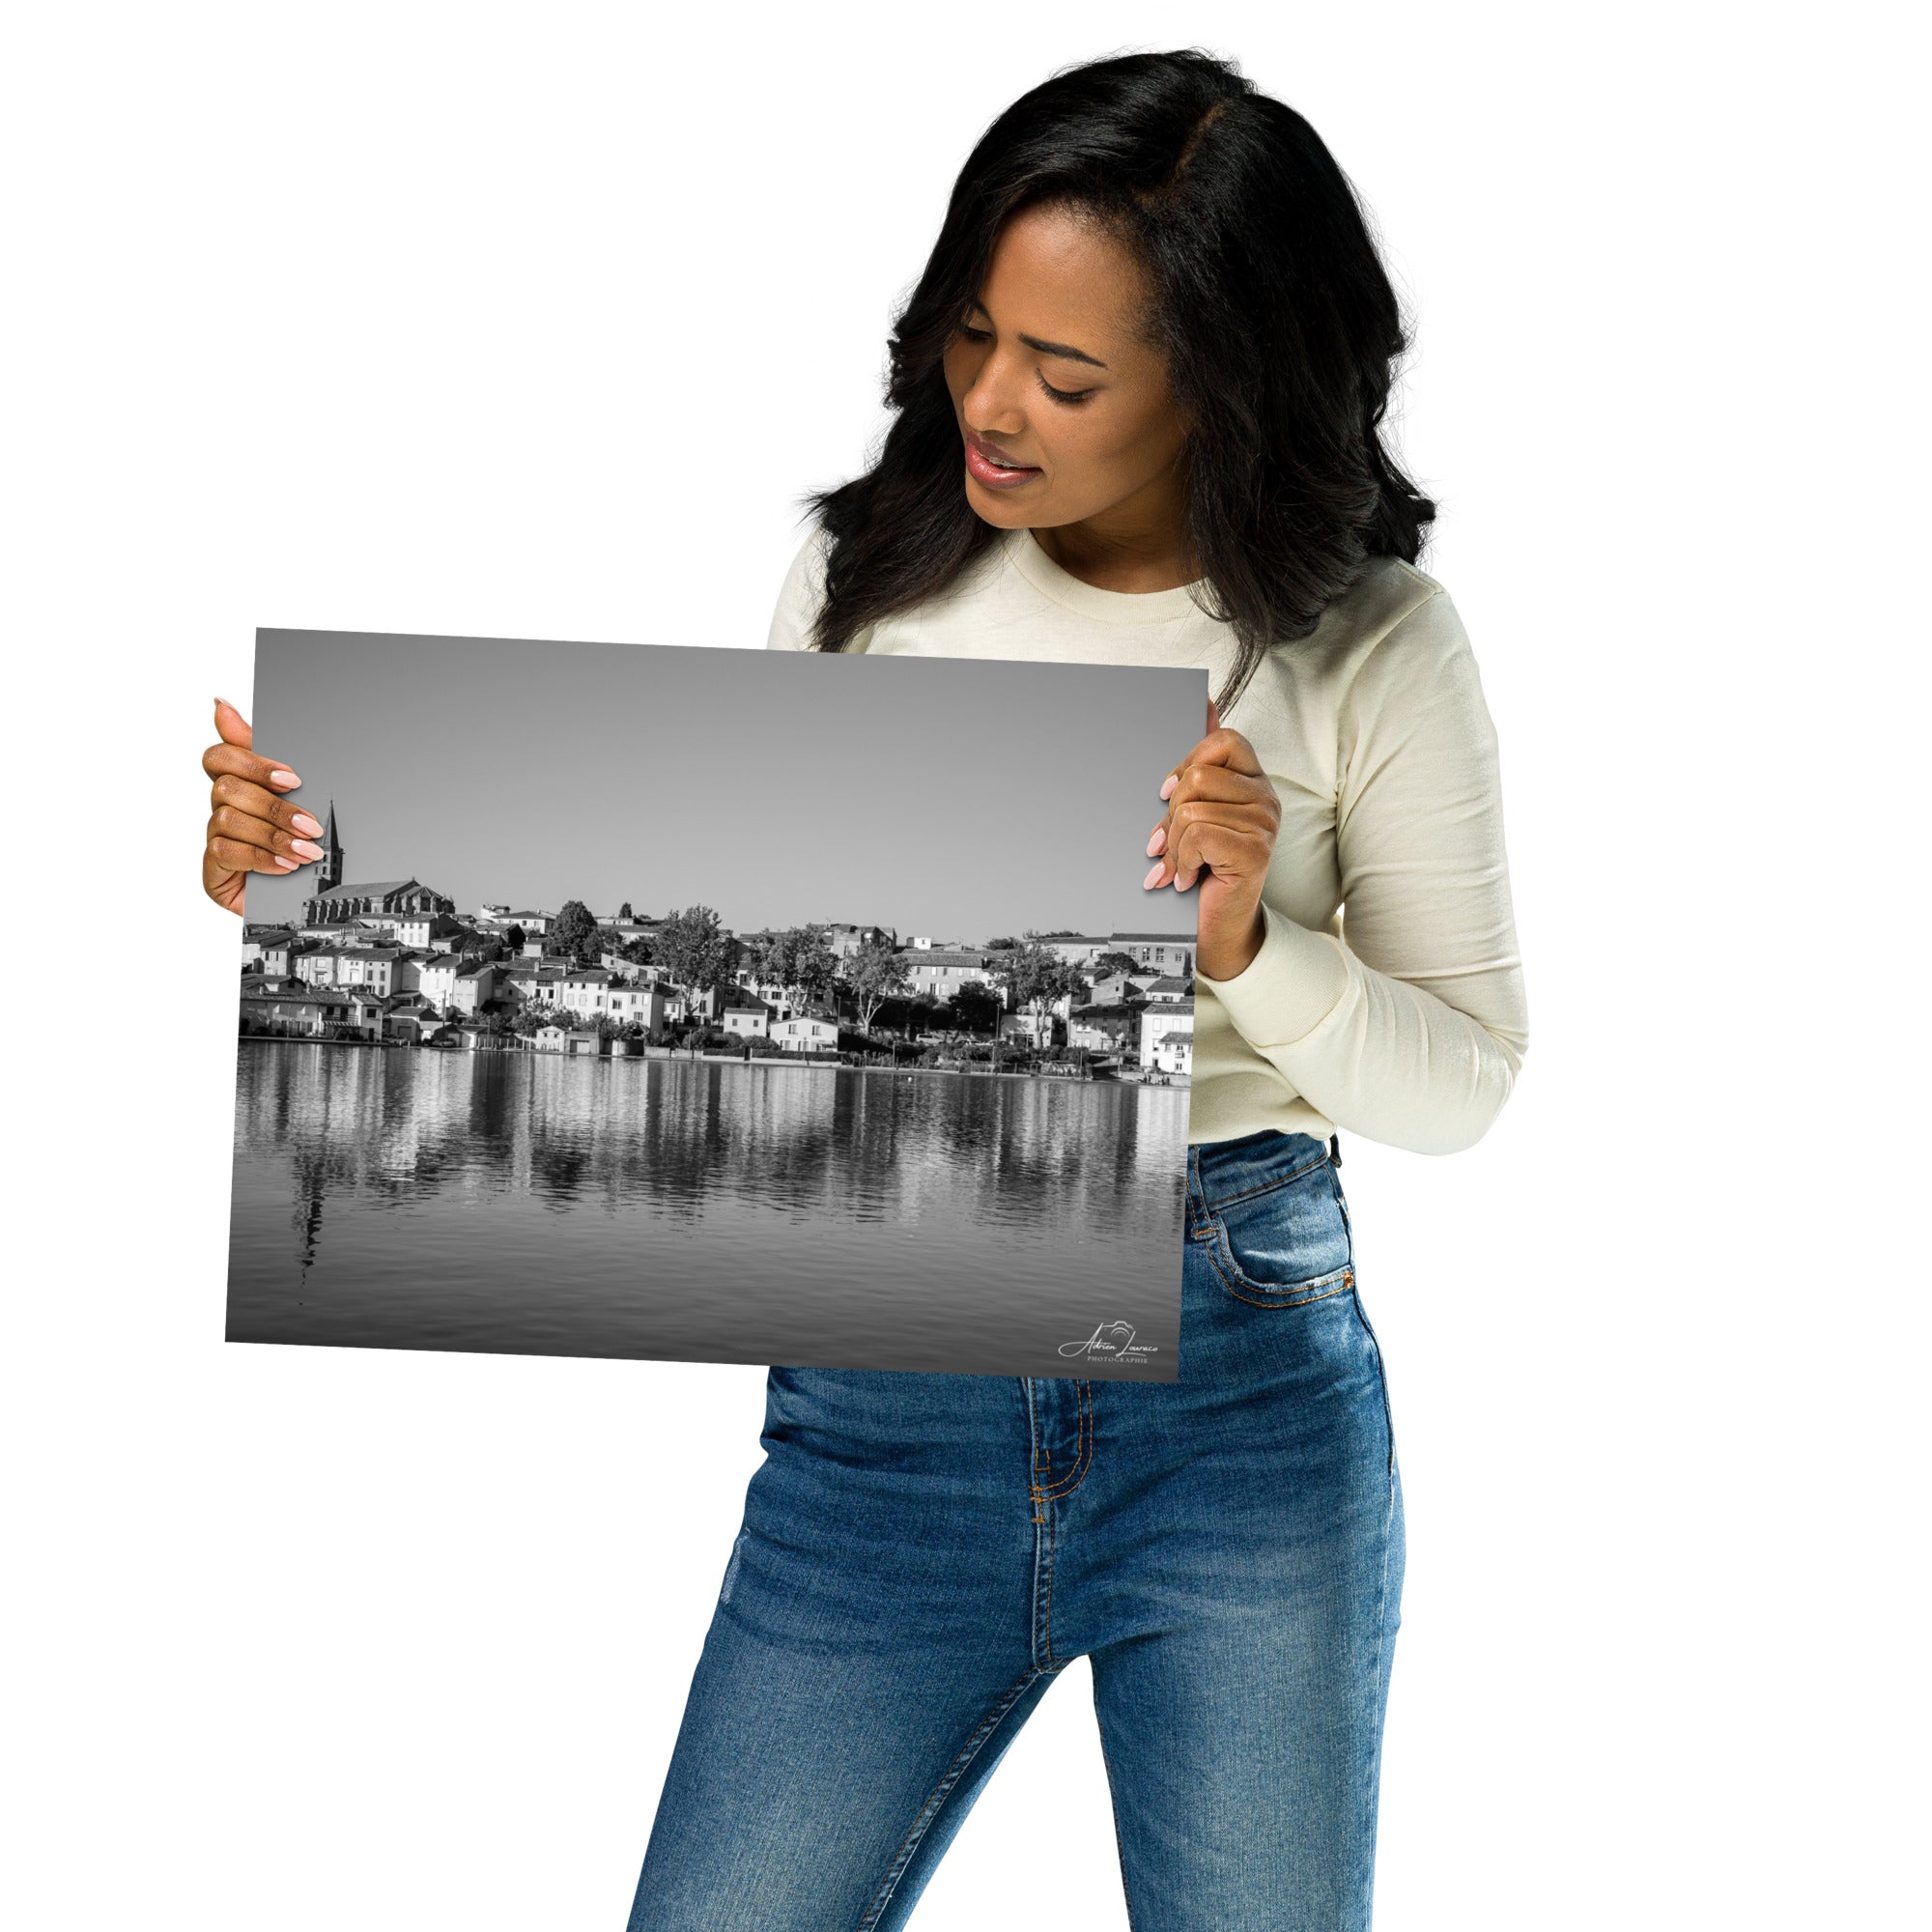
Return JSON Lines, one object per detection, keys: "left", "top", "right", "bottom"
{"left": 3, "top": 4, "right": 1923, "bottom": 1926}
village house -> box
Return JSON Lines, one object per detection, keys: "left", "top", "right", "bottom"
{"left": 558, "top": 967, "right": 614, "bottom": 1020}
{"left": 1139, "top": 998, "right": 1196, "bottom": 1074}
{"left": 1078, "top": 970, "right": 1146, "bottom": 1007}
{"left": 720, "top": 993, "right": 773, "bottom": 1039}
{"left": 769, "top": 1013, "right": 839, "bottom": 1053}
{"left": 240, "top": 926, "right": 296, "bottom": 971}
{"left": 294, "top": 923, "right": 361, "bottom": 951}
{"left": 1067, "top": 1005, "right": 1139, "bottom": 1054}
{"left": 445, "top": 960, "right": 498, "bottom": 1015}
{"left": 332, "top": 945, "right": 410, "bottom": 998}
{"left": 291, "top": 948, "right": 342, "bottom": 988}
{"left": 823, "top": 922, "right": 894, "bottom": 960}
{"left": 1000, "top": 1009, "right": 1065, "bottom": 1049}
{"left": 1038, "top": 932, "right": 1117, "bottom": 970}
{"left": 666, "top": 982, "right": 737, "bottom": 1024}
{"left": 602, "top": 981, "right": 669, "bottom": 1032}
{"left": 351, "top": 910, "right": 464, "bottom": 950}
{"left": 415, "top": 952, "right": 465, "bottom": 1009}
{"left": 1142, "top": 974, "right": 1195, "bottom": 1004}
{"left": 380, "top": 993, "right": 441, "bottom": 1043}
{"left": 1039, "top": 931, "right": 1196, "bottom": 977}
{"left": 240, "top": 979, "right": 385, "bottom": 1041}
{"left": 242, "top": 929, "right": 298, "bottom": 977}
{"left": 895, "top": 945, "right": 1000, "bottom": 1004}
{"left": 500, "top": 964, "right": 567, "bottom": 1009}
{"left": 1108, "top": 932, "right": 1197, "bottom": 976}
{"left": 532, "top": 1023, "right": 601, "bottom": 1057}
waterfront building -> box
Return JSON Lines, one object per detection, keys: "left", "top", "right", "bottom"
{"left": 895, "top": 946, "right": 1000, "bottom": 1003}
{"left": 1138, "top": 998, "right": 1195, "bottom": 1073}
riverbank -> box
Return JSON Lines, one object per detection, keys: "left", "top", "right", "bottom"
{"left": 238, "top": 1036, "right": 1186, "bottom": 1087}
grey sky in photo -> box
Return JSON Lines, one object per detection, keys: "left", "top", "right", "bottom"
{"left": 243, "top": 631, "right": 1208, "bottom": 945}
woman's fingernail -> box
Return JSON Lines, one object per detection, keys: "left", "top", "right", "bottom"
{"left": 1146, "top": 826, "right": 1167, "bottom": 857}
{"left": 1159, "top": 774, "right": 1178, "bottom": 800}
{"left": 273, "top": 855, "right": 299, "bottom": 870}
{"left": 268, "top": 769, "right": 298, "bottom": 787}
{"left": 291, "top": 811, "right": 323, "bottom": 838}
{"left": 291, "top": 838, "right": 325, "bottom": 861}
{"left": 1143, "top": 862, "right": 1166, "bottom": 889}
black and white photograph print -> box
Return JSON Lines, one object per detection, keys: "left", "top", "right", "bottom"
{"left": 227, "top": 628, "right": 1207, "bottom": 1380}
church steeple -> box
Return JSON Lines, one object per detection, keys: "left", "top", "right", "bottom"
{"left": 318, "top": 800, "right": 344, "bottom": 893}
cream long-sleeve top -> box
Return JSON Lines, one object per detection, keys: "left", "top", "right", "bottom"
{"left": 765, "top": 521, "right": 1529, "bottom": 1156}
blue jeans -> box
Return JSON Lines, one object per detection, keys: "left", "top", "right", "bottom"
{"left": 625, "top": 1129, "right": 1405, "bottom": 1930}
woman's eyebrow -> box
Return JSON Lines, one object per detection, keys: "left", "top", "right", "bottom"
{"left": 968, "top": 300, "right": 1109, "bottom": 369}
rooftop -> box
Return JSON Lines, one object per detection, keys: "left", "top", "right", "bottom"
{"left": 304, "top": 878, "right": 423, "bottom": 899}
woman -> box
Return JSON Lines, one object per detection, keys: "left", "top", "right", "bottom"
{"left": 200, "top": 48, "right": 1528, "bottom": 1931}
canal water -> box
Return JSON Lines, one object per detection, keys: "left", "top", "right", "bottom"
{"left": 226, "top": 1043, "right": 1191, "bottom": 1378}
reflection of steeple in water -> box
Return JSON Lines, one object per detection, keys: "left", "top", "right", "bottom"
{"left": 290, "top": 1139, "right": 329, "bottom": 1287}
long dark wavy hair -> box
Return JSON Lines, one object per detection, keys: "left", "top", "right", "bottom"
{"left": 799, "top": 47, "right": 1436, "bottom": 715}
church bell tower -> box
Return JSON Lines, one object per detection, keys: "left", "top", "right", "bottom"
{"left": 318, "top": 801, "right": 344, "bottom": 894}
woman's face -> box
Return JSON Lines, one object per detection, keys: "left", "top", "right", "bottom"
{"left": 941, "top": 202, "right": 1190, "bottom": 539}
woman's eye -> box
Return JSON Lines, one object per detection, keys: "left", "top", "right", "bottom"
{"left": 954, "top": 324, "right": 1092, "bottom": 404}
{"left": 1037, "top": 374, "right": 1093, "bottom": 406}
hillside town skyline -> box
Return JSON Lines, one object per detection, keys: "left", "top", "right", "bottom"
{"left": 239, "top": 803, "right": 1199, "bottom": 1079}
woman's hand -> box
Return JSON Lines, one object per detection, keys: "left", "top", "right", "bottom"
{"left": 1144, "top": 697, "right": 1281, "bottom": 980}
{"left": 201, "top": 697, "right": 325, "bottom": 916}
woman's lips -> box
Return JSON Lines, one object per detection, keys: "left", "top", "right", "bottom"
{"left": 964, "top": 434, "right": 1041, "bottom": 488}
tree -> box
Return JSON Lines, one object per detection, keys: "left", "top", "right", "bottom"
{"left": 752, "top": 924, "right": 838, "bottom": 1017}
{"left": 505, "top": 924, "right": 526, "bottom": 952}
{"left": 655, "top": 905, "right": 735, "bottom": 998}
{"left": 616, "top": 900, "right": 634, "bottom": 922}
{"left": 840, "top": 935, "right": 909, "bottom": 1036}
{"left": 552, "top": 899, "right": 599, "bottom": 964}
{"left": 619, "top": 935, "right": 655, "bottom": 967}
{"left": 993, "top": 932, "right": 1083, "bottom": 1038}
{"left": 952, "top": 980, "right": 1002, "bottom": 1037}
{"left": 1091, "top": 950, "right": 1142, "bottom": 980}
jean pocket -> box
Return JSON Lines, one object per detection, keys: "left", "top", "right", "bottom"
{"left": 1203, "top": 1155, "right": 1355, "bottom": 1308}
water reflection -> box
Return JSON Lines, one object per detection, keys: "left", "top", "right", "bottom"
{"left": 228, "top": 1045, "right": 1190, "bottom": 1378}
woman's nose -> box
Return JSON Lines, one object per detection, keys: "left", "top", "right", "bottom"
{"left": 962, "top": 364, "right": 1027, "bottom": 434}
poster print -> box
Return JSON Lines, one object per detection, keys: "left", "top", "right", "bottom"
{"left": 226, "top": 628, "right": 1205, "bottom": 1379}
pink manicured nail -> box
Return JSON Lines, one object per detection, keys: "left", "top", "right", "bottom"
{"left": 1146, "top": 826, "right": 1167, "bottom": 857}
{"left": 268, "top": 769, "right": 298, "bottom": 788}
{"left": 1143, "top": 862, "right": 1166, "bottom": 889}
{"left": 273, "top": 855, "right": 299, "bottom": 869}
{"left": 1159, "top": 774, "right": 1178, "bottom": 800}
{"left": 291, "top": 811, "right": 323, "bottom": 838}
{"left": 291, "top": 838, "right": 325, "bottom": 861}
